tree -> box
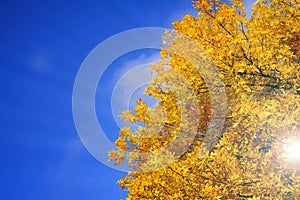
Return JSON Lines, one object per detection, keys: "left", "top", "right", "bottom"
{"left": 109, "top": 0, "right": 300, "bottom": 199}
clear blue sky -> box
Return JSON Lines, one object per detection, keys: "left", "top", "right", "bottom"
{"left": 0, "top": 0, "right": 199, "bottom": 199}
{"left": 0, "top": 0, "right": 256, "bottom": 199}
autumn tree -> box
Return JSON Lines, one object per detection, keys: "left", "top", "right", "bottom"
{"left": 109, "top": 0, "right": 300, "bottom": 199}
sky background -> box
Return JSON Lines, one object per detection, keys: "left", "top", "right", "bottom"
{"left": 0, "top": 0, "right": 255, "bottom": 199}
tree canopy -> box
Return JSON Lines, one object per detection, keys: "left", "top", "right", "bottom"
{"left": 109, "top": 0, "right": 300, "bottom": 199}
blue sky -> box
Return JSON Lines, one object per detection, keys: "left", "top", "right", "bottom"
{"left": 0, "top": 0, "right": 255, "bottom": 199}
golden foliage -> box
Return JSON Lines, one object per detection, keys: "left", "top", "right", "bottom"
{"left": 109, "top": 0, "right": 300, "bottom": 199}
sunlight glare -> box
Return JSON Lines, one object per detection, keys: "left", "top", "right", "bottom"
{"left": 286, "top": 141, "right": 300, "bottom": 160}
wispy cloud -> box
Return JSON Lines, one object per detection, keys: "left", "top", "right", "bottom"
{"left": 111, "top": 53, "right": 160, "bottom": 128}
{"left": 26, "top": 50, "right": 53, "bottom": 74}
